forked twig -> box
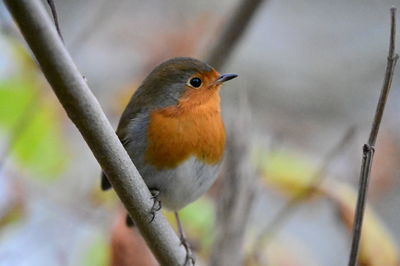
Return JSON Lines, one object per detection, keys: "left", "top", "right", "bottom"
{"left": 348, "top": 7, "right": 398, "bottom": 266}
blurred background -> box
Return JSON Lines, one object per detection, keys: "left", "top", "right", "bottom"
{"left": 0, "top": 0, "right": 400, "bottom": 265}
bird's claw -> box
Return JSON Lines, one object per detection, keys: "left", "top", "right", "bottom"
{"left": 149, "top": 189, "right": 162, "bottom": 223}
{"left": 180, "top": 236, "right": 195, "bottom": 266}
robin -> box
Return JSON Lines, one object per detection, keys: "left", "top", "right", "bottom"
{"left": 101, "top": 57, "right": 237, "bottom": 264}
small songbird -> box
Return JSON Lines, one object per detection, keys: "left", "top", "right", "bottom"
{"left": 101, "top": 57, "right": 237, "bottom": 264}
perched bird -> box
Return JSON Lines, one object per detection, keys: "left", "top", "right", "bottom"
{"left": 101, "top": 57, "right": 237, "bottom": 264}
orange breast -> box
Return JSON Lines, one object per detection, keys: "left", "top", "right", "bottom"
{"left": 145, "top": 89, "right": 225, "bottom": 169}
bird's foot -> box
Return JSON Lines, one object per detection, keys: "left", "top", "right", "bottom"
{"left": 149, "top": 189, "right": 162, "bottom": 223}
{"left": 174, "top": 211, "right": 195, "bottom": 265}
{"left": 180, "top": 235, "right": 195, "bottom": 266}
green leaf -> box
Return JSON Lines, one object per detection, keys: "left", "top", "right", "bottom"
{"left": 0, "top": 79, "right": 35, "bottom": 127}
{"left": 258, "top": 150, "right": 316, "bottom": 197}
{"left": 0, "top": 78, "right": 68, "bottom": 180}
{"left": 79, "top": 234, "right": 109, "bottom": 266}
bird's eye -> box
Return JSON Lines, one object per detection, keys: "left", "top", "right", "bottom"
{"left": 189, "top": 77, "right": 202, "bottom": 88}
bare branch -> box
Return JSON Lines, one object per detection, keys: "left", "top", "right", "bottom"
{"left": 348, "top": 7, "right": 398, "bottom": 266}
{"left": 205, "top": 0, "right": 267, "bottom": 70}
{"left": 4, "top": 0, "right": 189, "bottom": 265}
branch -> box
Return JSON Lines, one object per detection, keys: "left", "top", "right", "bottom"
{"left": 205, "top": 0, "right": 267, "bottom": 70}
{"left": 348, "top": 7, "right": 398, "bottom": 266}
{"left": 4, "top": 0, "right": 188, "bottom": 265}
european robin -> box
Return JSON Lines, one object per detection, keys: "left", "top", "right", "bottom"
{"left": 101, "top": 57, "right": 237, "bottom": 264}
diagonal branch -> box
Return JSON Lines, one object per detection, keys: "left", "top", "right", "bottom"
{"left": 4, "top": 0, "right": 189, "bottom": 265}
{"left": 348, "top": 7, "right": 398, "bottom": 266}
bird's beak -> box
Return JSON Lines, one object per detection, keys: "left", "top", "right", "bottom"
{"left": 215, "top": 73, "right": 238, "bottom": 84}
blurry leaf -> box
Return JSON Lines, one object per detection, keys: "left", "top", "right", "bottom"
{"left": 0, "top": 79, "right": 35, "bottom": 127}
{"left": 13, "top": 102, "right": 67, "bottom": 178}
{"left": 258, "top": 150, "right": 317, "bottom": 197}
{"left": 89, "top": 184, "right": 119, "bottom": 209}
{"left": 8, "top": 38, "right": 39, "bottom": 76}
{"left": 321, "top": 180, "right": 399, "bottom": 266}
{"left": 0, "top": 172, "right": 25, "bottom": 228}
{"left": 245, "top": 235, "right": 320, "bottom": 266}
{"left": 80, "top": 234, "right": 109, "bottom": 266}
{"left": 0, "top": 202, "right": 24, "bottom": 228}
{"left": 0, "top": 79, "right": 69, "bottom": 180}
{"left": 180, "top": 197, "right": 215, "bottom": 247}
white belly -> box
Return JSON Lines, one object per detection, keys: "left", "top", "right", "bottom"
{"left": 143, "top": 156, "right": 222, "bottom": 210}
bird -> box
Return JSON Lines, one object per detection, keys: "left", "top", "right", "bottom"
{"left": 101, "top": 57, "right": 237, "bottom": 264}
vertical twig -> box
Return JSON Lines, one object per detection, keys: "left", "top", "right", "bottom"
{"left": 205, "top": 0, "right": 267, "bottom": 70}
{"left": 348, "top": 7, "right": 398, "bottom": 266}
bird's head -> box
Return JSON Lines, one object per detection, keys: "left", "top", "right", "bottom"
{"left": 140, "top": 57, "right": 237, "bottom": 109}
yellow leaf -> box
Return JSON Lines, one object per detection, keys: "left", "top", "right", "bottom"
{"left": 257, "top": 150, "right": 317, "bottom": 197}
{"left": 245, "top": 235, "right": 320, "bottom": 266}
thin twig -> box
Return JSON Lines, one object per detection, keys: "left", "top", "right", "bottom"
{"left": 252, "top": 126, "right": 356, "bottom": 258}
{"left": 46, "top": 0, "right": 64, "bottom": 42}
{"left": 348, "top": 7, "right": 398, "bottom": 266}
{"left": 205, "top": 0, "right": 267, "bottom": 70}
{"left": 4, "top": 0, "right": 189, "bottom": 264}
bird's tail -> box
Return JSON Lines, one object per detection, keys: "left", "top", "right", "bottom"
{"left": 101, "top": 172, "right": 112, "bottom": 190}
